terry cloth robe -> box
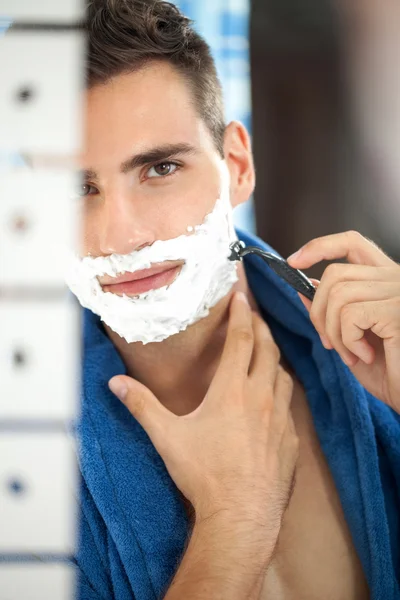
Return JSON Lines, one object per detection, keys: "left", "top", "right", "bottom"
{"left": 73, "top": 228, "right": 400, "bottom": 600}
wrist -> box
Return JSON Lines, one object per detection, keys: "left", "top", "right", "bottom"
{"left": 193, "top": 504, "right": 278, "bottom": 564}
{"left": 194, "top": 497, "right": 271, "bottom": 529}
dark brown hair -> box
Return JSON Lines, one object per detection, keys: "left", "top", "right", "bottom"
{"left": 84, "top": 0, "right": 226, "bottom": 155}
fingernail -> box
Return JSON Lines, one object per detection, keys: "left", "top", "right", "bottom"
{"left": 236, "top": 291, "right": 249, "bottom": 304}
{"left": 320, "top": 334, "right": 331, "bottom": 349}
{"left": 108, "top": 378, "right": 128, "bottom": 401}
{"left": 287, "top": 248, "right": 303, "bottom": 262}
{"left": 342, "top": 354, "right": 355, "bottom": 367}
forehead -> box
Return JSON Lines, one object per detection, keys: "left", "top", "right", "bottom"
{"left": 83, "top": 61, "right": 213, "bottom": 164}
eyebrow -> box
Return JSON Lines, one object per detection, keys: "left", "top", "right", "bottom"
{"left": 81, "top": 143, "right": 198, "bottom": 181}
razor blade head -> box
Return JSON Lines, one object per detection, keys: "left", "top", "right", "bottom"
{"left": 228, "top": 240, "right": 246, "bottom": 261}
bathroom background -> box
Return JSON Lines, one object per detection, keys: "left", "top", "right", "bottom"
{"left": 176, "top": 0, "right": 400, "bottom": 279}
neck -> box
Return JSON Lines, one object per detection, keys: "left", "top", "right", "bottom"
{"left": 104, "top": 263, "right": 260, "bottom": 415}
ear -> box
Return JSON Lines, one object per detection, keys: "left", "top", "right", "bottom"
{"left": 223, "top": 121, "right": 255, "bottom": 209}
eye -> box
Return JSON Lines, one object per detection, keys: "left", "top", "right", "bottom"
{"left": 77, "top": 183, "right": 98, "bottom": 197}
{"left": 147, "top": 161, "right": 179, "bottom": 178}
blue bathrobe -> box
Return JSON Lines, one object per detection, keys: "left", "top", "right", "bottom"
{"left": 74, "top": 228, "right": 400, "bottom": 600}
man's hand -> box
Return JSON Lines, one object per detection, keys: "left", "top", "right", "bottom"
{"left": 108, "top": 291, "right": 299, "bottom": 537}
{"left": 288, "top": 230, "right": 400, "bottom": 413}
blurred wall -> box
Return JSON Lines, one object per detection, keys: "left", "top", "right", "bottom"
{"left": 250, "top": 0, "right": 400, "bottom": 278}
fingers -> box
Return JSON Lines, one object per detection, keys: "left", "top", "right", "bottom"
{"left": 324, "top": 282, "right": 400, "bottom": 364}
{"left": 308, "top": 265, "right": 397, "bottom": 339}
{"left": 292, "top": 260, "right": 400, "bottom": 367}
{"left": 249, "top": 311, "right": 280, "bottom": 389}
{"left": 269, "top": 366, "right": 294, "bottom": 435}
{"left": 287, "top": 230, "right": 395, "bottom": 269}
{"left": 108, "top": 375, "right": 176, "bottom": 452}
{"left": 340, "top": 299, "right": 400, "bottom": 364}
{"left": 212, "top": 291, "right": 254, "bottom": 387}
{"left": 269, "top": 369, "right": 298, "bottom": 505}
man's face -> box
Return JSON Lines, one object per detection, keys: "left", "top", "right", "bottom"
{"left": 66, "top": 60, "right": 253, "bottom": 344}
{"left": 79, "top": 62, "right": 230, "bottom": 286}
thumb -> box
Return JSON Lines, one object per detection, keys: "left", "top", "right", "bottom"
{"left": 108, "top": 375, "right": 175, "bottom": 448}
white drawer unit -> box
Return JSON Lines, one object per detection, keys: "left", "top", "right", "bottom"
{"left": 0, "top": 0, "right": 83, "bottom": 23}
{"left": 0, "top": 32, "right": 84, "bottom": 154}
{"left": 0, "top": 168, "right": 80, "bottom": 287}
{"left": 0, "top": 2, "right": 84, "bottom": 598}
{"left": 0, "top": 563, "right": 76, "bottom": 600}
{"left": 0, "top": 432, "right": 78, "bottom": 554}
{"left": 0, "top": 300, "right": 80, "bottom": 421}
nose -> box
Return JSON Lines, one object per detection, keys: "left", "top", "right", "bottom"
{"left": 98, "top": 192, "right": 155, "bottom": 256}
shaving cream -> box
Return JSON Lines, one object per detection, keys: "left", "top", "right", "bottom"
{"left": 64, "top": 159, "right": 238, "bottom": 344}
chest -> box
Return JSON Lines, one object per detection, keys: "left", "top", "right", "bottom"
{"left": 260, "top": 375, "right": 370, "bottom": 600}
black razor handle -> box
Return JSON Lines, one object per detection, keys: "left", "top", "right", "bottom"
{"left": 229, "top": 241, "right": 316, "bottom": 302}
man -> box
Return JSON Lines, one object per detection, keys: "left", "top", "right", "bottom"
{"left": 69, "top": 1, "right": 400, "bottom": 598}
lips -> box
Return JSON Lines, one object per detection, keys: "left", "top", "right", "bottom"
{"left": 100, "top": 263, "right": 183, "bottom": 296}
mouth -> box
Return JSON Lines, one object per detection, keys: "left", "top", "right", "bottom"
{"left": 100, "top": 261, "right": 184, "bottom": 296}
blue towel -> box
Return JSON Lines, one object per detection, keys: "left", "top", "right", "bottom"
{"left": 74, "top": 228, "right": 400, "bottom": 600}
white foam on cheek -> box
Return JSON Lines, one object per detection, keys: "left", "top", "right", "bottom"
{"left": 64, "top": 160, "right": 238, "bottom": 344}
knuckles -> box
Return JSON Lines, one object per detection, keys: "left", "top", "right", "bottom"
{"left": 330, "top": 280, "right": 351, "bottom": 299}
{"left": 309, "top": 273, "right": 352, "bottom": 331}
{"left": 268, "top": 343, "right": 281, "bottom": 363}
{"left": 340, "top": 302, "right": 354, "bottom": 323}
{"left": 345, "top": 229, "right": 363, "bottom": 242}
{"left": 278, "top": 369, "right": 294, "bottom": 390}
{"left": 323, "top": 262, "right": 342, "bottom": 281}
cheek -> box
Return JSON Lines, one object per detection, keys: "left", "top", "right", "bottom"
{"left": 156, "top": 201, "right": 204, "bottom": 235}
{"left": 136, "top": 187, "right": 219, "bottom": 241}
{"left": 75, "top": 173, "right": 221, "bottom": 256}
{"left": 157, "top": 177, "right": 220, "bottom": 235}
